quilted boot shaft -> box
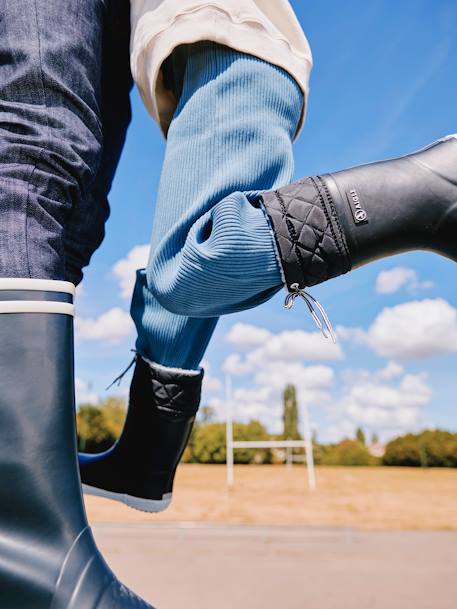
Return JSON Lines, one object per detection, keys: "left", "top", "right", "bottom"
{"left": 262, "top": 135, "right": 457, "bottom": 292}
{"left": 261, "top": 176, "right": 351, "bottom": 290}
{"left": 0, "top": 278, "right": 156, "bottom": 609}
{"left": 80, "top": 355, "right": 203, "bottom": 512}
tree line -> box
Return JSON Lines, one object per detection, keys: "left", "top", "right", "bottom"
{"left": 76, "top": 385, "right": 457, "bottom": 467}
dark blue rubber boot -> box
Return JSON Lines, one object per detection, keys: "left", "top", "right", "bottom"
{"left": 0, "top": 278, "right": 156, "bottom": 609}
{"left": 80, "top": 355, "right": 203, "bottom": 512}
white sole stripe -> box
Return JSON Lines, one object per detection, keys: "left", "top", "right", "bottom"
{"left": 0, "top": 279, "right": 75, "bottom": 295}
{"left": 82, "top": 484, "right": 172, "bottom": 513}
{"left": 0, "top": 301, "right": 74, "bottom": 315}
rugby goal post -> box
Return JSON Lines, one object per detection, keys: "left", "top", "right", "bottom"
{"left": 225, "top": 374, "right": 316, "bottom": 490}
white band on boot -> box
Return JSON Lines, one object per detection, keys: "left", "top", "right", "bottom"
{"left": 0, "top": 301, "right": 74, "bottom": 315}
{"left": 0, "top": 278, "right": 75, "bottom": 295}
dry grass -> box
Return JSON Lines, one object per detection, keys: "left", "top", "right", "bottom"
{"left": 85, "top": 464, "right": 457, "bottom": 530}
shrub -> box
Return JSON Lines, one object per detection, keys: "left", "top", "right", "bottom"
{"left": 383, "top": 433, "right": 422, "bottom": 466}
{"left": 319, "top": 439, "right": 378, "bottom": 466}
{"left": 77, "top": 397, "right": 126, "bottom": 453}
{"left": 383, "top": 430, "right": 457, "bottom": 467}
{"left": 190, "top": 422, "right": 227, "bottom": 464}
{"left": 190, "top": 420, "right": 272, "bottom": 464}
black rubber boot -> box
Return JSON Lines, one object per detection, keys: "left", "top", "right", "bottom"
{"left": 80, "top": 355, "right": 203, "bottom": 512}
{"left": 261, "top": 134, "right": 457, "bottom": 294}
{"left": 0, "top": 279, "right": 156, "bottom": 609}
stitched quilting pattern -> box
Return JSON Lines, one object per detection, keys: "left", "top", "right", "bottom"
{"left": 148, "top": 363, "right": 203, "bottom": 419}
{"left": 262, "top": 176, "right": 350, "bottom": 288}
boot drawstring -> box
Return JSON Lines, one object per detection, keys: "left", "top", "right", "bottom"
{"left": 284, "top": 283, "right": 337, "bottom": 343}
{"left": 105, "top": 350, "right": 138, "bottom": 390}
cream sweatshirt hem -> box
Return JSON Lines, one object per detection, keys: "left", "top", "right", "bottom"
{"left": 130, "top": 1, "right": 312, "bottom": 138}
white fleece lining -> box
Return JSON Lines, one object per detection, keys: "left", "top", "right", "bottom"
{"left": 0, "top": 278, "right": 75, "bottom": 295}
{"left": 141, "top": 354, "right": 203, "bottom": 376}
{"left": 0, "top": 301, "right": 74, "bottom": 316}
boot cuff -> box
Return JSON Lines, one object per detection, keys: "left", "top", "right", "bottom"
{"left": 137, "top": 355, "right": 203, "bottom": 417}
{"left": 261, "top": 177, "right": 351, "bottom": 289}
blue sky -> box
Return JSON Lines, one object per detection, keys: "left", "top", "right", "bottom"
{"left": 75, "top": 0, "right": 457, "bottom": 443}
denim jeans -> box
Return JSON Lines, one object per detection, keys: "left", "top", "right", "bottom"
{"left": 0, "top": 0, "right": 132, "bottom": 283}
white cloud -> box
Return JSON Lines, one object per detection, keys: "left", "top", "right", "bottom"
{"left": 325, "top": 366, "right": 432, "bottom": 442}
{"left": 112, "top": 245, "right": 150, "bottom": 299}
{"left": 254, "top": 362, "right": 334, "bottom": 404}
{"left": 341, "top": 362, "right": 404, "bottom": 385}
{"left": 218, "top": 316, "right": 437, "bottom": 438}
{"left": 339, "top": 299, "right": 457, "bottom": 360}
{"left": 203, "top": 374, "right": 222, "bottom": 393}
{"left": 223, "top": 353, "right": 253, "bottom": 376}
{"left": 375, "top": 266, "right": 433, "bottom": 294}
{"left": 221, "top": 358, "right": 334, "bottom": 433}
{"left": 75, "top": 307, "right": 134, "bottom": 344}
{"left": 200, "top": 359, "right": 222, "bottom": 394}
{"left": 223, "top": 327, "right": 343, "bottom": 376}
{"left": 219, "top": 324, "right": 339, "bottom": 433}
{"left": 376, "top": 361, "right": 404, "bottom": 381}
{"left": 326, "top": 420, "right": 358, "bottom": 444}
{"left": 255, "top": 330, "right": 343, "bottom": 362}
{"left": 226, "top": 323, "right": 272, "bottom": 349}
{"left": 376, "top": 267, "right": 415, "bottom": 294}
{"left": 367, "top": 299, "right": 457, "bottom": 359}
{"left": 75, "top": 378, "right": 98, "bottom": 405}
{"left": 345, "top": 374, "right": 430, "bottom": 411}
{"left": 233, "top": 385, "right": 273, "bottom": 403}
{"left": 336, "top": 325, "right": 367, "bottom": 344}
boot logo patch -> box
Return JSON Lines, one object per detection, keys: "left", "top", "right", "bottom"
{"left": 346, "top": 189, "right": 368, "bottom": 224}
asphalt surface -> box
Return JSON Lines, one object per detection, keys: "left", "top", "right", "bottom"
{"left": 93, "top": 523, "right": 457, "bottom": 609}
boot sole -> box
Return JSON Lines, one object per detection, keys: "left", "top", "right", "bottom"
{"left": 82, "top": 484, "right": 172, "bottom": 513}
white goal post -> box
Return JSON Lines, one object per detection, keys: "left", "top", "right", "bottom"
{"left": 225, "top": 375, "right": 316, "bottom": 490}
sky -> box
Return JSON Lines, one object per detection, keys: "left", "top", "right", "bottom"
{"left": 75, "top": 0, "right": 457, "bottom": 443}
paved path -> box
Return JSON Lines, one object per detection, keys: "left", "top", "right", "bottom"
{"left": 93, "top": 523, "right": 457, "bottom": 609}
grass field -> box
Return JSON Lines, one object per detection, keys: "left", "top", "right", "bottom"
{"left": 85, "top": 464, "right": 457, "bottom": 530}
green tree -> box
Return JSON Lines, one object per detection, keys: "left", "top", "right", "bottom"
{"left": 419, "top": 430, "right": 457, "bottom": 467}
{"left": 282, "top": 384, "right": 301, "bottom": 440}
{"left": 234, "top": 420, "right": 272, "bottom": 464}
{"left": 383, "top": 433, "right": 421, "bottom": 466}
{"left": 77, "top": 397, "right": 126, "bottom": 453}
{"left": 383, "top": 430, "right": 457, "bottom": 467}
{"left": 320, "top": 439, "right": 378, "bottom": 466}
{"left": 190, "top": 420, "right": 272, "bottom": 464}
{"left": 371, "top": 432, "right": 379, "bottom": 445}
{"left": 191, "top": 422, "right": 226, "bottom": 464}
{"left": 356, "top": 427, "right": 366, "bottom": 445}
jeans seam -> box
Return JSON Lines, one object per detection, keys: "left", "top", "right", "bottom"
{"left": 24, "top": 0, "right": 51, "bottom": 278}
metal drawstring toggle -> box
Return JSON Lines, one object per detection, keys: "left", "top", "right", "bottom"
{"left": 105, "top": 350, "right": 138, "bottom": 390}
{"left": 284, "top": 283, "right": 337, "bottom": 343}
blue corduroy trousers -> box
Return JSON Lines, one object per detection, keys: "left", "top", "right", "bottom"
{"left": 131, "top": 43, "right": 303, "bottom": 369}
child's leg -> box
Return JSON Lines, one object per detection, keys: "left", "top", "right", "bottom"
{"left": 131, "top": 42, "right": 303, "bottom": 370}
{"left": 79, "top": 43, "right": 303, "bottom": 511}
